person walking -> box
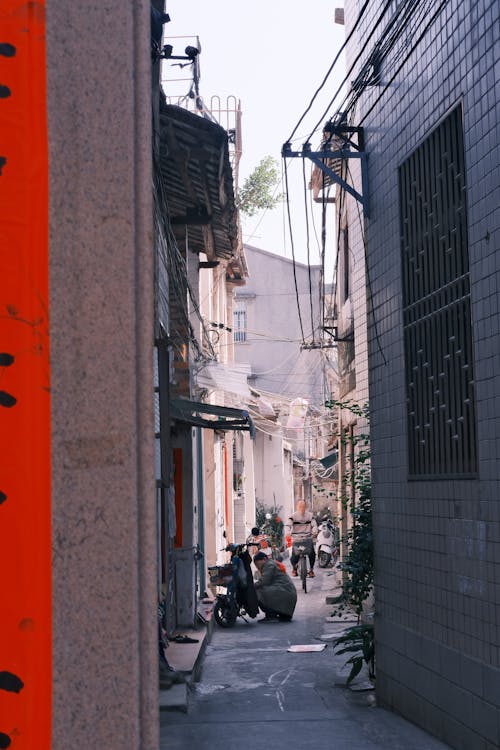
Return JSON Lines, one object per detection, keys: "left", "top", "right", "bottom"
{"left": 286, "top": 500, "right": 318, "bottom": 578}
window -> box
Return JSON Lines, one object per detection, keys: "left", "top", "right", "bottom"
{"left": 232, "top": 433, "right": 244, "bottom": 492}
{"left": 233, "top": 305, "right": 247, "bottom": 343}
{"left": 400, "top": 106, "right": 477, "bottom": 477}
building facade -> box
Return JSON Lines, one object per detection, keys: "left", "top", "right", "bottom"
{"left": 157, "top": 96, "right": 252, "bottom": 625}
{"left": 234, "top": 244, "right": 325, "bottom": 402}
{"left": 341, "top": 1, "right": 500, "bottom": 746}
{"left": 234, "top": 245, "right": 337, "bottom": 522}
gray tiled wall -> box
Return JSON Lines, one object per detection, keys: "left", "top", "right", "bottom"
{"left": 344, "top": 0, "right": 500, "bottom": 746}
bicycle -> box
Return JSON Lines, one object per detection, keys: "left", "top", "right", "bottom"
{"left": 293, "top": 541, "right": 311, "bottom": 593}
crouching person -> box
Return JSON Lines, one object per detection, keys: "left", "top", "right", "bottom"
{"left": 253, "top": 551, "right": 297, "bottom": 622}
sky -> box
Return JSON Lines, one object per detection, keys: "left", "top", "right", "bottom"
{"left": 162, "top": 0, "right": 346, "bottom": 280}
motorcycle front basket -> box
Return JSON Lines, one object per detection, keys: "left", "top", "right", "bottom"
{"left": 208, "top": 563, "right": 233, "bottom": 586}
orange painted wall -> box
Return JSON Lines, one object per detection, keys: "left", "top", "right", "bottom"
{"left": 0, "top": 2, "right": 51, "bottom": 748}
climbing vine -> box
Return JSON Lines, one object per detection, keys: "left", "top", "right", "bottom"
{"left": 325, "top": 399, "right": 373, "bottom": 620}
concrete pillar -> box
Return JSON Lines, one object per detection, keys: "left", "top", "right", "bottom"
{"left": 47, "top": 1, "right": 158, "bottom": 747}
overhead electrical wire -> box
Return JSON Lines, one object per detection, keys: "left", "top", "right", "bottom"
{"left": 308, "top": 164, "right": 328, "bottom": 342}
{"left": 388, "top": 0, "right": 437, "bottom": 67}
{"left": 249, "top": 348, "right": 302, "bottom": 376}
{"left": 284, "top": 1, "right": 411, "bottom": 353}
{"left": 246, "top": 404, "right": 335, "bottom": 429}
{"left": 170, "top": 232, "right": 213, "bottom": 356}
{"left": 284, "top": 0, "right": 447, "bottom": 371}
{"left": 321, "top": 0, "right": 445, "bottom": 136}
{"left": 280, "top": 157, "right": 289, "bottom": 263}
{"left": 216, "top": 319, "right": 321, "bottom": 349}
{"left": 328, "top": 162, "right": 346, "bottom": 323}
{"left": 320, "top": 173, "right": 329, "bottom": 337}
{"left": 289, "top": 0, "right": 434, "bottom": 364}
{"left": 347, "top": 163, "right": 388, "bottom": 366}
{"left": 308, "top": 166, "right": 323, "bottom": 257}
{"left": 240, "top": 327, "right": 302, "bottom": 343}
{"left": 246, "top": 412, "right": 337, "bottom": 439}
{"left": 248, "top": 419, "right": 318, "bottom": 443}
{"left": 302, "top": 159, "right": 316, "bottom": 343}
{"left": 305, "top": 0, "right": 396, "bottom": 142}
{"left": 217, "top": 337, "right": 305, "bottom": 352}
{"left": 337, "top": 0, "right": 434, "bottom": 124}
{"left": 154, "top": 183, "right": 208, "bottom": 360}
{"left": 283, "top": 158, "right": 306, "bottom": 344}
{"left": 321, "top": 348, "right": 339, "bottom": 377}
{"left": 259, "top": 365, "right": 323, "bottom": 390}
{"left": 273, "top": 349, "right": 326, "bottom": 401}
{"left": 286, "top": 0, "right": 372, "bottom": 143}
{"left": 357, "top": 0, "right": 449, "bottom": 126}
{"left": 311, "top": 463, "right": 338, "bottom": 480}
{"left": 249, "top": 392, "right": 337, "bottom": 433}
{"left": 318, "top": 1, "right": 449, "bottom": 368}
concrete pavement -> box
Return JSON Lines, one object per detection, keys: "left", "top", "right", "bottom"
{"left": 160, "top": 566, "right": 452, "bottom": 749}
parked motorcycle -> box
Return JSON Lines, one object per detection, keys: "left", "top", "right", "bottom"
{"left": 316, "top": 518, "right": 337, "bottom": 568}
{"left": 208, "top": 543, "right": 259, "bottom": 628}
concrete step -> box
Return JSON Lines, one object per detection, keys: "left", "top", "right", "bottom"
{"left": 325, "top": 595, "right": 339, "bottom": 604}
{"left": 159, "top": 599, "right": 215, "bottom": 712}
{"left": 159, "top": 684, "right": 187, "bottom": 713}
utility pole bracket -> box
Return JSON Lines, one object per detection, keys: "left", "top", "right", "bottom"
{"left": 282, "top": 124, "right": 369, "bottom": 218}
{"left": 323, "top": 325, "right": 354, "bottom": 343}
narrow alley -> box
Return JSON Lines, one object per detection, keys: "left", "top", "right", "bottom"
{"left": 4, "top": 1, "right": 498, "bottom": 747}
{"left": 161, "top": 568, "right": 451, "bottom": 750}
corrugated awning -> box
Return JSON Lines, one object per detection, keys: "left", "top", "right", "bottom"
{"left": 319, "top": 450, "right": 338, "bottom": 469}
{"left": 159, "top": 101, "right": 239, "bottom": 260}
{"left": 171, "top": 398, "right": 255, "bottom": 438}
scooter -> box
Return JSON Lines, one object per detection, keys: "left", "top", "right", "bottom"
{"left": 316, "top": 518, "right": 337, "bottom": 568}
{"left": 208, "top": 543, "right": 259, "bottom": 628}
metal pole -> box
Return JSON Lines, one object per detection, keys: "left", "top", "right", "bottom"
{"left": 196, "top": 427, "right": 206, "bottom": 595}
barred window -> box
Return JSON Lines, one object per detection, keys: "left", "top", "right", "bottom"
{"left": 233, "top": 306, "right": 247, "bottom": 343}
{"left": 342, "top": 225, "right": 350, "bottom": 303}
{"left": 400, "top": 106, "right": 477, "bottom": 477}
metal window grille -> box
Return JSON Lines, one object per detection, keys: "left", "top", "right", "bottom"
{"left": 233, "top": 308, "right": 247, "bottom": 343}
{"left": 342, "top": 225, "right": 350, "bottom": 302}
{"left": 399, "top": 106, "right": 477, "bottom": 477}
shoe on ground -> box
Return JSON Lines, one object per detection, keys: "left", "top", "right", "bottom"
{"left": 291, "top": 568, "right": 298, "bottom": 577}
{"left": 172, "top": 634, "right": 199, "bottom": 644}
{"left": 159, "top": 661, "right": 173, "bottom": 678}
{"left": 308, "top": 570, "right": 315, "bottom": 578}
{"left": 258, "top": 615, "right": 279, "bottom": 622}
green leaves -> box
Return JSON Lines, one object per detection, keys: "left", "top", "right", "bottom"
{"left": 238, "top": 156, "right": 283, "bottom": 217}
{"left": 325, "top": 399, "right": 373, "bottom": 619}
{"left": 334, "top": 624, "right": 375, "bottom": 685}
{"left": 324, "top": 398, "right": 370, "bottom": 420}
